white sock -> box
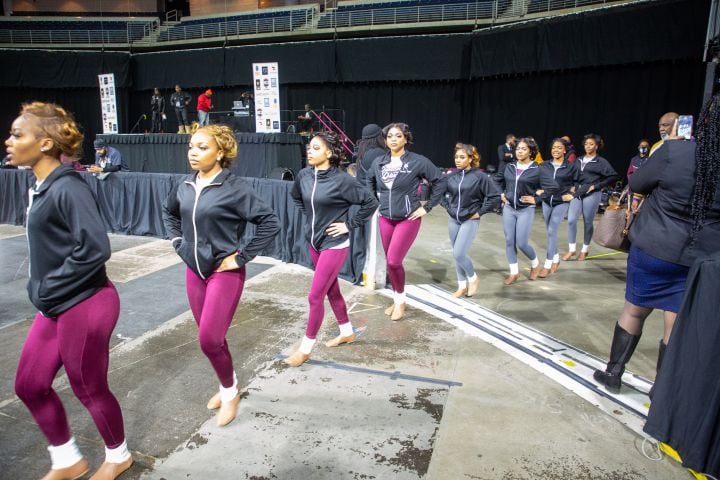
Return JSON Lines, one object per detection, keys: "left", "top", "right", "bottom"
{"left": 530, "top": 258, "right": 539, "bottom": 268}
{"left": 48, "top": 437, "right": 83, "bottom": 469}
{"left": 468, "top": 274, "right": 478, "bottom": 283}
{"left": 568, "top": 243, "right": 576, "bottom": 252}
{"left": 544, "top": 259, "right": 553, "bottom": 269}
{"left": 581, "top": 244, "right": 590, "bottom": 253}
{"left": 105, "top": 440, "right": 131, "bottom": 464}
{"left": 299, "top": 336, "right": 316, "bottom": 354}
{"left": 553, "top": 253, "right": 560, "bottom": 263}
{"left": 457, "top": 280, "right": 467, "bottom": 289}
{"left": 509, "top": 263, "right": 519, "bottom": 275}
{"left": 339, "top": 322, "right": 354, "bottom": 337}
{"left": 219, "top": 371, "right": 238, "bottom": 402}
{"left": 394, "top": 291, "right": 406, "bottom": 305}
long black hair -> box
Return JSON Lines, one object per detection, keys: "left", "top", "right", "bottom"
{"left": 690, "top": 93, "right": 720, "bottom": 240}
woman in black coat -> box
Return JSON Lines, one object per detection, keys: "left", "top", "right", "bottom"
{"left": 593, "top": 100, "right": 720, "bottom": 395}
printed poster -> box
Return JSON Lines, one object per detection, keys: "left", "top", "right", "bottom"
{"left": 252, "top": 62, "right": 280, "bottom": 133}
{"left": 98, "top": 73, "right": 118, "bottom": 134}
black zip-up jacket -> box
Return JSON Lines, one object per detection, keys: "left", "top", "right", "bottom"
{"left": 291, "top": 166, "right": 378, "bottom": 251}
{"left": 170, "top": 91, "right": 191, "bottom": 110}
{"left": 441, "top": 168, "right": 501, "bottom": 222}
{"left": 539, "top": 160, "right": 580, "bottom": 207}
{"left": 151, "top": 94, "right": 165, "bottom": 113}
{"left": 494, "top": 161, "right": 558, "bottom": 209}
{"left": 574, "top": 155, "right": 617, "bottom": 197}
{"left": 367, "top": 151, "right": 444, "bottom": 220}
{"left": 26, "top": 165, "right": 110, "bottom": 317}
{"left": 162, "top": 170, "right": 280, "bottom": 279}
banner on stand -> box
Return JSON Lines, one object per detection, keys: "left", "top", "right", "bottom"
{"left": 252, "top": 62, "right": 281, "bottom": 133}
{"left": 98, "top": 73, "right": 118, "bottom": 134}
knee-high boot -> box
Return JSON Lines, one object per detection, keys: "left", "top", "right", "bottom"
{"left": 593, "top": 323, "right": 641, "bottom": 393}
{"left": 648, "top": 340, "right": 667, "bottom": 400}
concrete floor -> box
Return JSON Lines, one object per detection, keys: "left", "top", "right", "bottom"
{"left": 0, "top": 210, "right": 690, "bottom": 479}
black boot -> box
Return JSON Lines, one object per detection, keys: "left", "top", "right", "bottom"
{"left": 648, "top": 340, "right": 667, "bottom": 400}
{"left": 593, "top": 323, "right": 641, "bottom": 394}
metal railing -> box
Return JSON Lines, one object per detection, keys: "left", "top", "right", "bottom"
{"left": 157, "top": 9, "right": 316, "bottom": 41}
{"left": 0, "top": 19, "right": 157, "bottom": 45}
{"left": 0, "top": 1, "right": 646, "bottom": 46}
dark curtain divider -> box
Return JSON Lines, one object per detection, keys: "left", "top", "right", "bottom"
{"left": 471, "top": 0, "right": 709, "bottom": 77}
{"left": 0, "top": 49, "right": 130, "bottom": 88}
{"left": 0, "top": 87, "right": 130, "bottom": 165}
{"left": 96, "top": 133, "right": 304, "bottom": 176}
{"left": 0, "top": 169, "right": 367, "bottom": 283}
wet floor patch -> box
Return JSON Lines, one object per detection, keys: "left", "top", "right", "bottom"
{"left": 144, "top": 361, "right": 451, "bottom": 479}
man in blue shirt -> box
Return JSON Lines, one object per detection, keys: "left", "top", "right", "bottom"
{"left": 89, "top": 139, "right": 128, "bottom": 176}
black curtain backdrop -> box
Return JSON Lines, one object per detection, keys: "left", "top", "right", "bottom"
{"left": 0, "top": 0, "right": 709, "bottom": 176}
{"left": 0, "top": 169, "right": 367, "bottom": 282}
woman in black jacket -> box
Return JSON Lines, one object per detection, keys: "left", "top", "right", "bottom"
{"left": 367, "top": 123, "right": 444, "bottom": 320}
{"left": 163, "top": 125, "right": 280, "bottom": 426}
{"left": 284, "top": 131, "right": 378, "bottom": 367}
{"left": 354, "top": 123, "right": 387, "bottom": 186}
{"left": 538, "top": 139, "right": 579, "bottom": 277}
{"left": 495, "top": 137, "right": 557, "bottom": 285}
{"left": 593, "top": 108, "right": 720, "bottom": 395}
{"left": 563, "top": 133, "right": 617, "bottom": 261}
{"left": 9, "top": 102, "right": 132, "bottom": 480}
{"left": 441, "top": 143, "right": 500, "bottom": 297}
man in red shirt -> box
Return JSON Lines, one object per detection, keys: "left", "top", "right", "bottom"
{"left": 197, "top": 89, "right": 213, "bottom": 127}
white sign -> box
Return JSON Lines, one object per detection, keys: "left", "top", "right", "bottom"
{"left": 252, "top": 62, "right": 281, "bottom": 133}
{"left": 98, "top": 73, "right": 118, "bottom": 134}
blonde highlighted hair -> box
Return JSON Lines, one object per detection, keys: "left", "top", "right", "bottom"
{"left": 20, "top": 102, "right": 84, "bottom": 159}
{"left": 195, "top": 124, "right": 238, "bottom": 168}
{"left": 454, "top": 142, "right": 481, "bottom": 168}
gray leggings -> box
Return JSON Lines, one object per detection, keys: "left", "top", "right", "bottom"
{"left": 542, "top": 202, "right": 570, "bottom": 261}
{"left": 567, "top": 191, "right": 602, "bottom": 246}
{"left": 448, "top": 217, "right": 480, "bottom": 282}
{"left": 502, "top": 204, "right": 536, "bottom": 264}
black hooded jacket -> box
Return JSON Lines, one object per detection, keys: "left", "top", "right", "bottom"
{"left": 441, "top": 168, "right": 501, "bottom": 222}
{"left": 163, "top": 170, "right": 280, "bottom": 279}
{"left": 539, "top": 160, "right": 580, "bottom": 207}
{"left": 25, "top": 165, "right": 110, "bottom": 317}
{"left": 367, "top": 151, "right": 444, "bottom": 220}
{"left": 292, "top": 166, "right": 378, "bottom": 251}
{"left": 494, "top": 161, "right": 558, "bottom": 209}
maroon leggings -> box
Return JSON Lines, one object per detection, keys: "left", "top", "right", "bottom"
{"left": 185, "top": 267, "right": 245, "bottom": 388}
{"left": 305, "top": 246, "right": 350, "bottom": 339}
{"left": 378, "top": 216, "right": 422, "bottom": 294}
{"left": 14, "top": 282, "right": 125, "bottom": 448}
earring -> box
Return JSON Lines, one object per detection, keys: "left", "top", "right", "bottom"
{"left": 41, "top": 147, "right": 48, "bottom": 152}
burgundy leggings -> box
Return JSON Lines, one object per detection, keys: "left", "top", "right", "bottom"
{"left": 305, "top": 246, "right": 350, "bottom": 339}
{"left": 14, "top": 282, "right": 125, "bottom": 448}
{"left": 378, "top": 216, "right": 422, "bottom": 294}
{"left": 185, "top": 267, "right": 245, "bottom": 388}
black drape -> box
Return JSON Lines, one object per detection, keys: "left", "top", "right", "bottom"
{"left": 644, "top": 254, "right": 720, "bottom": 478}
{"left": 95, "top": 133, "right": 304, "bottom": 176}
{"left": 0, "top": 0, "right": 710, "bottom": 178}
{"left": 0, "top": 169, "right": 365, "bottom": 282}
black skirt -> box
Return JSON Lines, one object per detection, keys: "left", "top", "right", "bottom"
{"left": 643, "top": 254, "right": 720, "bottom": 477}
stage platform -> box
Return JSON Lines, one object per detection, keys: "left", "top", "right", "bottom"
{"left": 96, "top": 132, "right": 304, "bottom": 178}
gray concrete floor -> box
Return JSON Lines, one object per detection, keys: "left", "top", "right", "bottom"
{"left": 0, "top": 210, "right": 689, "bottom": 479}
